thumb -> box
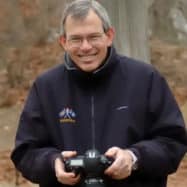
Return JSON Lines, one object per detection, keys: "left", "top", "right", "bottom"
{"left": 61, "top": 151, "right": 77, "bottom": 160}
{"left": 105, "top": 147, "right": 119, "bottom": 158}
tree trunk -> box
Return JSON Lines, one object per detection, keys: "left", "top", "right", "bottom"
{"left": 99, "top": 0, "right": 150, "bottom": 63}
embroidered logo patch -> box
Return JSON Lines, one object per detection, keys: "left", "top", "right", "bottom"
{"left": 59, "top": 107, "right": 76, "bottom": 123}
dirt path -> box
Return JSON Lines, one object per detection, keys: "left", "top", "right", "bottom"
{"left": 0, "top": 105, "right": 22, "bottom": 150}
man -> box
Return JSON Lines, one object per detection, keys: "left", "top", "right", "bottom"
{"left": 11, "top": 1, "right": 187, "bottom": 187}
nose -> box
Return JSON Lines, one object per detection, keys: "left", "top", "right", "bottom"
{"left": 80, "top": 38, "right": 92, "bottom": 50}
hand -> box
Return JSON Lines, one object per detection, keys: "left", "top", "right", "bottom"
{"left": 104, "top": 147, "right": 134, "bottom": 180}
{"left": 54, "top": 151, "right": 80, "bottom": 185}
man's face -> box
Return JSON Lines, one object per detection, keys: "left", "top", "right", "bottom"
{"left": 60, "top": 10, "right": 114, "bottom": 72}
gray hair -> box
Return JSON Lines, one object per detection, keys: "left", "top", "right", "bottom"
{"left": 60, "top": 0, "right": 112, "bottom": 36}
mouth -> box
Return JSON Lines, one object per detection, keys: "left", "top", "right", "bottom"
{"left": 78, "top": 53, "right": 98, "bottom": 61}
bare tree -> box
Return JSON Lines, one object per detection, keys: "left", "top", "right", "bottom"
{"left": 99, "top": 0, "right": 150, "bottom": 63}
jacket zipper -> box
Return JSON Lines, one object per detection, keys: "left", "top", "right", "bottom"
{"left": 91, "top": 94, "right": 96, "bottom": 149}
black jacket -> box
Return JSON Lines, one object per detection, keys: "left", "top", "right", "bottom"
{"left": 11, "top": 47, "right": 187, "bottom": 187}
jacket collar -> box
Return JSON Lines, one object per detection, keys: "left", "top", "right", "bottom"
{"left": 63, "top": 46, "right": 119, "bottom": 87}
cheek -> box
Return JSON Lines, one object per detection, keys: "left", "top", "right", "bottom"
{"left": 106, "top": 39, "right": 113, "bottom": 47}
{"left": 99, "top": 45, "right": 108, "bottom": 56}
{"left": 65, "top": 47, "right": 77, "bottom": 56}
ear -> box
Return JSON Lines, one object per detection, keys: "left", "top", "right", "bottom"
{"left": 59, "top": 35, "right": 67, "bottom": 50}
{"left": 105, "top": 27, "right": 115, "bottom": 46}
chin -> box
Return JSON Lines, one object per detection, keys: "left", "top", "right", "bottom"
{"left": 79, "top": 64, "right": 99, "bottom": 73}
{"left": 81, "top": 68, "right": 95, "bottom": 73}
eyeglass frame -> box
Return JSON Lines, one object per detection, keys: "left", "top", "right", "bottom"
{"left": 65, "top": 32, "right": 106, "bottom": 48}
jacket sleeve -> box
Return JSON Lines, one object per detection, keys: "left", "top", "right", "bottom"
{"left": 11, "top": 82, "right": 61, "bottom": 184}
{"left": 131, "top": 69, "right": 187, "bottom": 177}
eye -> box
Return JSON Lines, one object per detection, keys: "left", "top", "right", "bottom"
{"left": 89, "top": 35, "right": 102, "bottom": 41}
{"left": 69, "top": 37, "right": 82, "bottom": 44}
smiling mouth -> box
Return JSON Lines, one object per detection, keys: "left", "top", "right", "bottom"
{"left": 78, "top": 52, "right": 97, "bottom": 58}
{"left": 77, "top": 54, "right": 97, "bottom": 62}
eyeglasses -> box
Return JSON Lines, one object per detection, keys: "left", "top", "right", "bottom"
{"left": 66, "top": 32, "right": 105, "bottom": 48}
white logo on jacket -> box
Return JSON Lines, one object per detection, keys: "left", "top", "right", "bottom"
{"left": 59, "top": 107, "right": 76, "bottom": 123}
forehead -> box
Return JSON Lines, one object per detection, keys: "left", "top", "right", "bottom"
{"left": 64, "top": 10, "right": 103, "bottom": 36}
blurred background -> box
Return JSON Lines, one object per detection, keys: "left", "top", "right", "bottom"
{"left": 0, "top": 0, "right": 186, "bottom": 187}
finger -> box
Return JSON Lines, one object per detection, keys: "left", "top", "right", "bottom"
{"left": 106, "top": 164, "right": 131, "bottom": 180}
{"left": 105, "top": 153, "right": 126, "bottom": 174}
{"left": 104, "top": 156, "right": 120, "bottom": 175}
{"left": 55, "top": 157, "right": 65, "bottom": 170}
{"left": 57, "top": 173, "right": 80, "bottom": 185}
{"left": 110, "top": 172, "right": 129, "bottom": 180}
{"left": 55, "top": 157, "right": 80, "bottom": 185}
{"left": 61, "top": 151, "right": 77, "bottom": 159}
{"left": 56, "top": 166, "right": 80, "bottom": 185}
{"left": 105, "top": 146, "right": 119, "bottom": 157}
{"left": 55, "top": 158, "right": 75, "bottom": 178}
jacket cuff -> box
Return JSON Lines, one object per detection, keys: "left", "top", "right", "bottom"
{"left": 128, "top": 147, "right": 140, "bottom": 170}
